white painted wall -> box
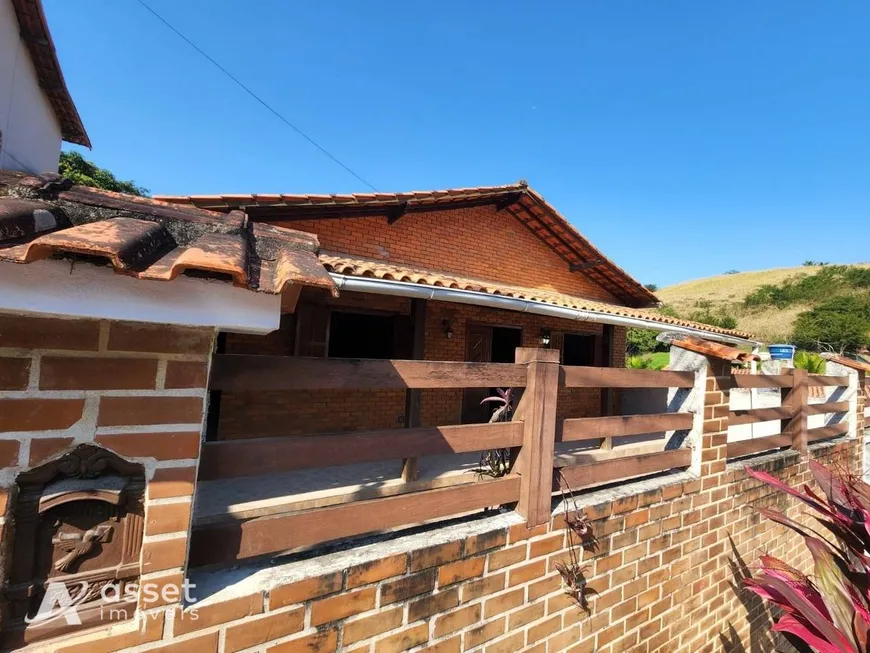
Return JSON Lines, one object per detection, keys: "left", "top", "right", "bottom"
{"left": 0, "top": 259, "right": 283, "bottom": 335}
{"left": 0, "top": 0, "right": 62, "bottom": 173}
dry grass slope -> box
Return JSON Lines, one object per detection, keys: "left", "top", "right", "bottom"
{"left": 656, "top": 264, "right": 870, "bottom": 343}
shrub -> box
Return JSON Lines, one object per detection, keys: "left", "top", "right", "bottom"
{"left": 687, "top": 310, "right": 738, "bottom": 330}
{"left": 744, "top": 462, "right": 870, "bottom": 652}
{"left": 791, "top": 296, "right": 870, "bottom": 354}
{"left": 626, "top": 328, "right": 661, "bottom": 355}
{"left": 793, "top": 350, "right": 826, "bottom": 374}
{"left": 745, "top": 266, "right": 870, "bottom": 309}
{"left": 626, "top": 354, "right": 667, "bottom": 370}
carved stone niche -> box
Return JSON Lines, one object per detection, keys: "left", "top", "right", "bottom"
{"left": 1, "top": 444, "right": 145, "bottom": 647}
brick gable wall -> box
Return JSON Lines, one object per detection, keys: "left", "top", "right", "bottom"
{"left": 280, "top": 205, "right": 621, "bottom": 303}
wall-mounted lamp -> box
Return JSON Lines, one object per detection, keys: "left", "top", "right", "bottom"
{"left": 540, "top": 328, "right": 551, "bottom": 347}
{"left": 442, "top": 319, "right": 454, "bottom": 340}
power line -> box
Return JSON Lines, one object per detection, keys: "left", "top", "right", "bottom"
{"left": 133, "top": 0, "right": 378, "bottom": 192}
{"left": 3, "top": 149, "right": 39, "bottom": 175}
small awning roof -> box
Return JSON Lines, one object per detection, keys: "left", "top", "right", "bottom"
{"left": 320, "top": 251, "right": 755, "bottom": 341}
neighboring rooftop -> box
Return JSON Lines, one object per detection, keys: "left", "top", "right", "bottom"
{"left": 10, "top": 0, "right": 90, "bottom": 147}
{"left": 154, "top": 182, "right": 659, "bottom": 308}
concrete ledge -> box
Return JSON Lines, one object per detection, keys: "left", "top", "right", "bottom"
{"left": 190, "top": 509, "right": 524, "bottom": 606}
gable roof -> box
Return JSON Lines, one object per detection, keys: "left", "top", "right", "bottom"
{"left": 153, "top": 182, "right": 659, "bottom": 308}
{"left": 11, "top": 0, "right": 90, "bottom": 147}
{"left": 0, "top": 170, "right": 335, "bottom": 295}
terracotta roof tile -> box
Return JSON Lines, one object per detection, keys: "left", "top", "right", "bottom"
{"left": 154, "top": 183, "right": 657, "bottom": 308}
{"left": 0, "top": 171, "right": 336, "bottom": 297}
{"left": 319, "top": 252, "right": 754, "bottom": 340}
{"left": 671, "top": 336, "right": 759, "bottom": 362}
{"left": 821, "top": 354, "right": 870, "bottom": 374}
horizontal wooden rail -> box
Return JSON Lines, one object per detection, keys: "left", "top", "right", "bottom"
{"left": 555, "top": 448, "right": 690, "bottom": 490}
{"left": 807, "top": 422, "right": 849, "bottom": 442}
{"left": 727, "top": 434, "right": 792, "bottom": 459}
{"left": 729, "top": 406, "right": 795, "bottom": 426}
{"left": 557, "top": 412, "right": 693, "bottom": 442}
{"left": 209, "top": 355, "right": 528, "bottom": 391}
{"left": 199, "top": 422, "right": 523, "bottom": 480}
{"left": 194, "top": 473, "right": 484, "bottom": 526}
{"left": 189, "top": 475, "right": 520, "bottom": 566}
{"left": 560, "top": 366, "right": 694, "bottom": 389}
{"left": 731, "top": 375, "right": 794, "bottom": 389}
{"left": 807, "top": 375, "right": 850, "bottom": 388}
{"left": 806, "top": 401, "right": 850, "bottom": 416}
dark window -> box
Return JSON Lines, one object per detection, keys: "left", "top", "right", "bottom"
{"left": 490, "top": 327, "right": 522, "bottom": 363}
{"left": 563, "top": 333, "right": 596, "bottom": 366}
{"left": 328, "top": 311, "right": 396, "bottom": 359}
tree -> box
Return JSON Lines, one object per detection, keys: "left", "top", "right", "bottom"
{"left": 791, "top": 295, "right": 870, "bottom": 354}
{"left": 644, "top": 283, "right": 659, "bottom": 292}
{"left": 626, "top": 328, "right": 661, "bottom": 355}
{"left": 58, "top": 152, "right": 149, "bottom": 197}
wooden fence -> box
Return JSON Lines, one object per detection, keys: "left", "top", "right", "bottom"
{"left": 726, "top": 369, "right": 851, "bottom": 459}
{"left": 189, "top": 350, "right": 856, "bottom": 568}
{"left": 189, "top": 348, "right": 701, "bottom": 567}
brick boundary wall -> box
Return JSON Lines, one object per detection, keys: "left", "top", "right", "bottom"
{"left": 36, "top": 440, "right": 861, "bottom": 653}
{"left": 0, "top": 314, "right": 215, "bottom": 641}
{"left": 2, "top": 316, "right": 865, "bottom": 653}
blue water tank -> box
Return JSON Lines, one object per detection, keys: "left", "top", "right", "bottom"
{"left": 768, "top": 344, "right": 796, "bottom": 361}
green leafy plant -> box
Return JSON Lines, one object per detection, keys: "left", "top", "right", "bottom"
{"left": 59, "top": 151, "right": 150, "bottom": 197}
{"left": 793, "top": 350, "right": 827, "bottom": 374}
{"left": 627, "top": 354, "right": 667, "bottom": 370}
{"left": 743, "top": 461, "right": 870, "bottom": 652}
{"left": 626, "top": 328, "right": 661, "bottom": 356}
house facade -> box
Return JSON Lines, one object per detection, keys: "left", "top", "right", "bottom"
{"left": 156, "top": 183, "right": 756, "bottom": 442}
{"left": 0, "top": 0, "right": 89, "bottom": 173}
{"left": 1, "top": 170, "right": 864, "bottom": 653}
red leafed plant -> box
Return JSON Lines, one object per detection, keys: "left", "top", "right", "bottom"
{"left": 743, "top": 460, "right": 870, "bottom": 652}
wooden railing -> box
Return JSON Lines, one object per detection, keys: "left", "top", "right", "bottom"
{"left": 192, "top": 355, "right": 526, "bottom": 566}
{"left": 554, "top": 367, "right": 693, "bottom": 492}
{"left": 191, "top": 351, "right": 856, "bottom": 568}
{"left": 726, "top": 370, "right": 851, "bottom": 459}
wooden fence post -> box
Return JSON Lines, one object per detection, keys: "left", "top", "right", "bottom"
{"left": 514, "top": 347, "right": 560, "bottom": 527}
{"left": 782, "top": 368, "right": 808, "bottom": 454}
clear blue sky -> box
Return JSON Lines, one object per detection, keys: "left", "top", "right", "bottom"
{"left": 46, "top": 1, "right": 869, "bottom": 286}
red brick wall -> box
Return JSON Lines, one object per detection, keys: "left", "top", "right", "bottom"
{"left": 0, "top": 314, "right": 214, "bottom": 638}
{"left": 278, "top": 204, "right": 620, "bottom": 303}
{"left": 46, "top": 438, "right": 861, "bottom": 653}
{"left": 217, "top": 291, "right": 627, "bottom": 439}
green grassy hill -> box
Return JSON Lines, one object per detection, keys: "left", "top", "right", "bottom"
{"left": 656, "top": 263, "right": 870, "bottom": 343}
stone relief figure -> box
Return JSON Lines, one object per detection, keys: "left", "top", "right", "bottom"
{"left": 1, "top": 444, "right": 145, "bottom": 648}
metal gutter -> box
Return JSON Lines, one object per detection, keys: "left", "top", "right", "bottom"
{"left": 330, "top": 274, "right": 761, "bottom": 347}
